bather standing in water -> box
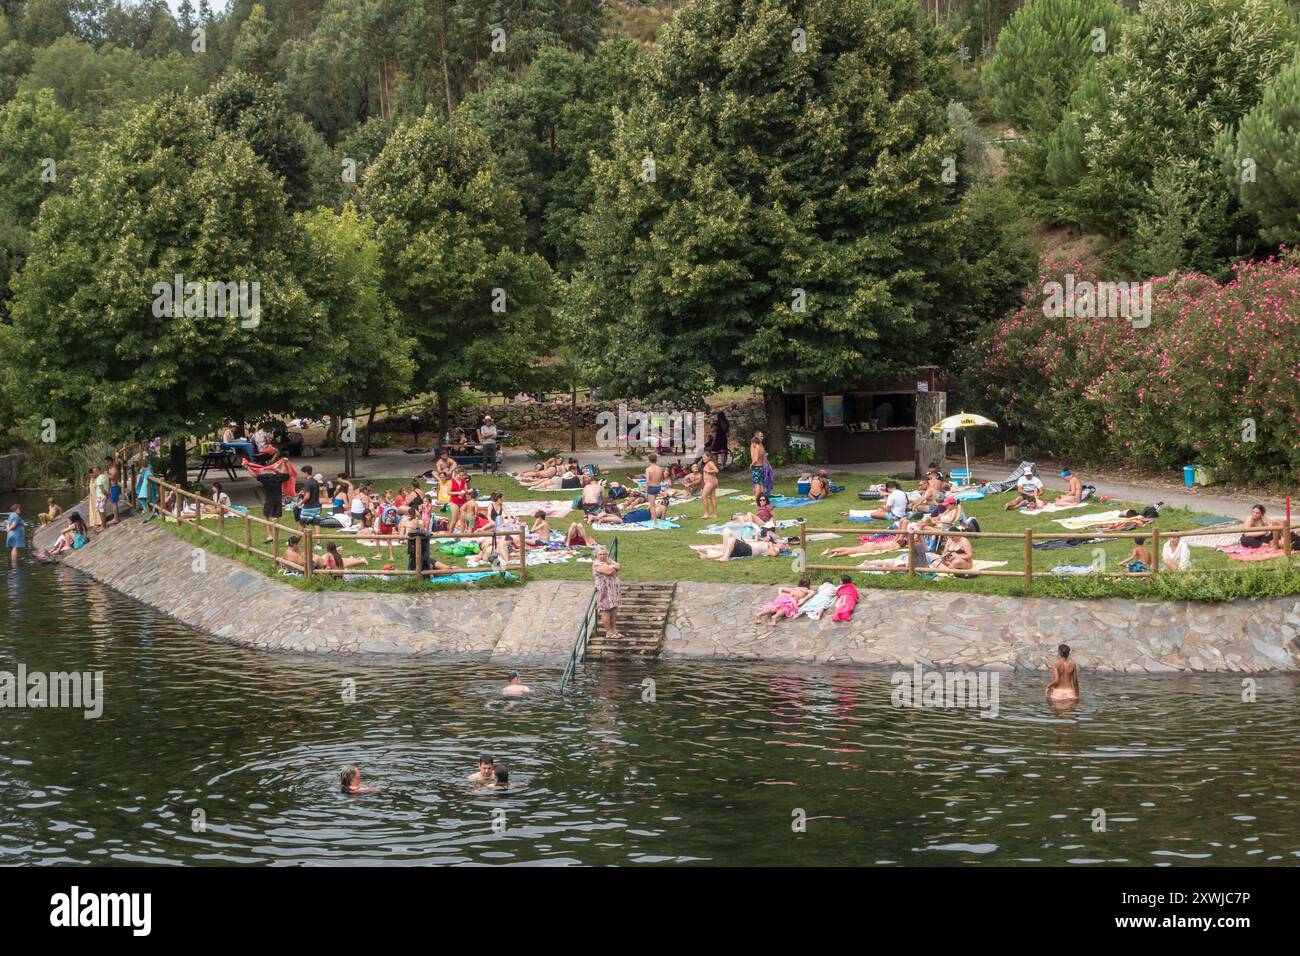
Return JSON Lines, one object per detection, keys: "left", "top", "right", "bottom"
{"left": 1045, "top": 644, "right": 1080, "bottom": 702}
{"left": 468, "top": 755, "right": 496, "bottom": 785}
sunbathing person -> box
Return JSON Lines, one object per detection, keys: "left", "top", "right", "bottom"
{"left": 913, "top": 469, "right": 947, "bottom": 509}
{"left": 1054, "top": 468, "right": 1086, "bottom": 505}
{"left": 517, "top": 457, "right": 562, "bottom": 481}
{"left": 1240, "top": 504, "right": 1282, "bottom": 550}
{"left": 824, "top": 519, "right": 915, "bottom": 557}
{"left": 681, "top": 463, "right": 704, "bottom": 496}
{"left": 936, "top": 530, "right": 974, "bottom": 571}
{"left": 867, "top": 482, "right": 911, "bottom": 521}
{"left": 621, "top": 496, "right": 669, "bottom": 524}
{"left": 1119, "top": 537, "right": 1151, "bottom": 572}
{"left": 282, "top": 535, "right": 321, "bottom": 571}
{"left": 527, "top": 511, "right": 552, "bottom": 543}
{"left": 321, "top": 541, "right": 369, "bottom": 570}
{"left": 808, "top": 470, "right": 832, "bottom": 500}
{"left": 580, "top": 476, "right": 604, "bottom": 518}
{"left": 753, "top": 578, "right": 816, "bottom": 626}
{"left": 43, "top": 513, "right": 89, "bottom": 556}
{"left": 565, "top": 521, "right": 596, "bottom": 547}
{"left": 1005, "top": 468, "right": 1045, "bottom": 510}
{"left": 742, "top": 494, "right": 775, "bottom": 526}
{"left": 717, "top": 527, "right": 789, "bottom": 561}
{"left": 38, "top": 497, "right": 63, "bottom": 526}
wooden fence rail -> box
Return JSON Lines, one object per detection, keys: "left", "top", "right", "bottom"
{"left": 798, "top": 520, "right": 1294, "bottom": 586}
{"left": 147, "top": 475, "right": 526, "bottom": 582}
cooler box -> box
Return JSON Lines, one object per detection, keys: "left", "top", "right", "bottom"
{"left": 950, "top": 468, "right": 971, "bottom": 487}
{"left": 796, "top": 479, "right": 811, "bottom": 496}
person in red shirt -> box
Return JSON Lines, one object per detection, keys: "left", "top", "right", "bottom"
{"left": 448, "top": 467, "right": 470, "bottom": 533}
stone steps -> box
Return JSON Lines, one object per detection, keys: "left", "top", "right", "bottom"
{"left": 586, "top": 582, "right": 676, "bottom": 659}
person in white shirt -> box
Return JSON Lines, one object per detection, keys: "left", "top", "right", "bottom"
{"left": 1161, "top": 532, "right": 1191, "bottom": 571}
{"left": 867, "top": 481, "right": 911, "bottom": 521}
{"left": 208, "top": 482, "right": 232, "bottom": 514}
{"left": 1005, "top": 468, "right": 1045, "bottom": 510}
{"left": 478, "top": 415, "right": 499, "bottom": 473}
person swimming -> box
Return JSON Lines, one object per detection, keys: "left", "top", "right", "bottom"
{"left": 492, "top": 765, "right": 510, "bottom": 790}
{"left": 340, "top": 766, "right": 377, "bottom": 794}
{"left": 468, "top": 754, "right": 496, "bottom": 785}
{"left": 1045, "top": 644, "right": 1080, "bottom": 702}
{"left": 502, "top": 671, "right": 530, "bottom": 696}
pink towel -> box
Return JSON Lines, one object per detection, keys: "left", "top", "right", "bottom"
{"left": 759, "top": 594, "right": 802, "bottom": 618}
{"left": 1216, "top": 544, "right": 1284, "bottom": 562}
{"left": 831, "top": 583, "right": 860, "bottom": 621}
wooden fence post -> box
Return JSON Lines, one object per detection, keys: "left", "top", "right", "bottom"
{"left": 303, "top": 528, "right": 313, "bottom": 581}
{"left": 518, "top": 527, "right": 527, "bottom": 581}
{"left": 1024, "top": 529, "right": 1033, "bottom": 592}
{"left": 906, "top": 529, "right": 916, "bottom": 577}
{"left": 1150, "top": 528, "right": 1161, "bottom": 580}
{"left": 244, "top": 512, "right": 251, "bottom": 553}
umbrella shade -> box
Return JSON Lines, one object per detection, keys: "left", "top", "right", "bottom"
{"left": 930, "top": 412, "right": 998, "bottom": 434}
{"left": 929, "top": 412, "right": 998, "bottom": 482}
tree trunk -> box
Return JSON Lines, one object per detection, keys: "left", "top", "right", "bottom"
{"left": 362, "top": 403, "right": 377, "bottom": 457}
{"left": 439, "top": 17, "right": 454, "bottom": 118}
{"left": 762, "top": 387, "right": 789, "bottom": 457}
{"left": 437, "top": 392, "right": 450, "bottom": 444}
{"left": 169, "top": 438, "right": 189, "bottom": 485}
{"left": 570, "top": 383, "right": 577, "bottom": 453}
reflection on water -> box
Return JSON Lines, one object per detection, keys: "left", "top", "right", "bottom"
{"left": 2, "top": 491, "right": 1298, "bottom": 866}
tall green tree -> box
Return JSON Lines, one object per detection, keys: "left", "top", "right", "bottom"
{"left": 565, "top": 0, "right": 966, "bottom": 452}
{"left": 359, "top": 109, "right": 556, "bottom": 435}
{"left": 7, "top": 94, "right": 320, "bottom": 480}
{"left": 1233, "top": 51, "right": 1300, "bottom": 245}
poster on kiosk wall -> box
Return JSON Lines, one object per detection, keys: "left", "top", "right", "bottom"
{"left": 823, "top": 395, "right": 844, "bottom": 428}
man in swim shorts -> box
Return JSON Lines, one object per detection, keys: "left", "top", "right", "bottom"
{"left": 750, "top": 432, "right": 767, "bottom": 498}
{"left": 1046, "top": 644, "right": 1080, "bottom": 701}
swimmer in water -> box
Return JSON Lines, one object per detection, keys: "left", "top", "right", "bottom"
{"left": 502, "top": 670, "right": 530, "bottom": 696}
{"left": 1045, "top": 644, "right": 1080, "bottom": 702}
{"left": 468, "top": 754, "right": 496, "bottom": 785}
{"left": 492, "top": 765, "right": 510, "bottom": 790}
{"left": 340, "top": 766, "right": 377, "bottom": 794}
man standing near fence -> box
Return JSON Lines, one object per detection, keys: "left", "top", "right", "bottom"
{"left": 479, "top": 415, "right": 498, "bottom": 474}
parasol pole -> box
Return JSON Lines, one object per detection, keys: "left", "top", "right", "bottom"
{"left": 964, "top": 429, "right": 971, "bottom": 482}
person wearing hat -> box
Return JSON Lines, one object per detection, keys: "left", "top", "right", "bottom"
{"left": 933, "top": 495, "right": 963, "bottom": 526}
{"left": 478, "top": 415, "right": 499, "bottom": 474}
{"left": 502, "top": 670, "right": 530, "bottom": 696}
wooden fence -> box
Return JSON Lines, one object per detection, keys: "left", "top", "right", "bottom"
{"left": 147, "top": 475, "right": 526, "bottom": 582}
{"left": 798, "top": 521, "right": 1294, "bottom": 590}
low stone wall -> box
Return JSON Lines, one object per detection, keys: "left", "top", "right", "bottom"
{"left": 373, "top": 397, "right": 767, "bottom": 444}
{"left": 34, "top": 507, "right": 1300, "bottom": 673}
{"left": 0, "top": 453, "right": 21, "bottom": 493}
{"left": 39, "top": 511, "right": 589, "bottom": 664}
{"left": 663, "top": 583, "right": 1300, "bottom": 673}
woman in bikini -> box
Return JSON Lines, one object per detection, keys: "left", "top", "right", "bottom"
{"left": 517, "top": 457, "right": 561, "bottom": 481}
{"left": 321, "top": 541, "right": 370, "bottom": 570}
{"left": 700, "top": 453, "right": 720, "bottom": 520}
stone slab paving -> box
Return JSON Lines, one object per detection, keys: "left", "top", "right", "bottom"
{"left": 664, "top": 583, "right": 1300, "bottom": 674}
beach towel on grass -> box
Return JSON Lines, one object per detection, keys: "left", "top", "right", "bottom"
{"left": 952, "top": 487, "right": 986, "bottom": 501}
{"left": 1024, "top": 501, "right": 1089, "bottom": 514}
{"left": 591, "top": 518, "right": 680, "bottom": 531}
{"left": 430, "top": 571, "right": 518, "bottom": 585}
{"left": 771, "top": 496, "right": 820, "bottom": 509}
{"left": 1192, "top": 514, "right": 1239, "bottom": 526}
{"left": 796, "top": 581, "right": 837, "bottom": 620}
{"left": 930, "top": 560, "right": 1008, "bottom": 575}
{"left": 1182, "top": 523, "right": 1244, "bottom": 549}
{"left": 1050, "top": 564, "right": 1095, "bottom": 575}
{"left": 698, "top": 519, "right": 801, "bottom": 537}
{"left": 1033, "top": 537, "right": 1104, "bottom": 550}
{"left": 504, "top": 499, "right": 573, "bottom": 518}
{"left": 1216, "top": 544, "right": 1284, "bottom": 562}
{"left": 1053, "top": 510, "right": 1124, "bottom": 530}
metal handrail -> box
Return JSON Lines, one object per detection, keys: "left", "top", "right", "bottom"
{"left": 558, "top": 536, "right": 617, "bottom": 694}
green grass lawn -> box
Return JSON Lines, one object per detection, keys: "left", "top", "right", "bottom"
{"left": 158, "top": 468, "right": 1299, "bottom": 601}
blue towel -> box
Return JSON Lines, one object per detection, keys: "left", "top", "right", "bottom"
{"left": 429, "top": 571, "right": 518, "bottom": 585}
{"left": 771, "top": 496, "right": 819, "bottom": 509}
{"left": 1049, "top": 565, "right": 1094, "bottom": 575}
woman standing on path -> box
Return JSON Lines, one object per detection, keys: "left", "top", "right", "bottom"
{"left": 593, "top": 545, "right": 622, "bottom": 641}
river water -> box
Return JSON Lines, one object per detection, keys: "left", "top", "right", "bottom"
{"left": 2, "top": 491, "right": 1297, "bottom": 866}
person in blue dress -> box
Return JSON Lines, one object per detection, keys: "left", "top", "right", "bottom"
{"left": 6, "top": 504, "right": 24, "bottom": 565}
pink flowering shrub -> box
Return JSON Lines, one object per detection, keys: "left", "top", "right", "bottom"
{"left": 971, "top": 252, "right": 1300, "bottom": 484}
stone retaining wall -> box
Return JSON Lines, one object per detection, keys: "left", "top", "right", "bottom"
{"left": 34, "top": 508, "right": 1300, "bottom": 673}
{"left": 40, "top": 511, "right": 588, "bottom": 664}
{"left": 663, "top": 583, "right": 1300, "bottom": 673}
{"left": 373, "top": 397, "right": 767, "bottom": 443}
